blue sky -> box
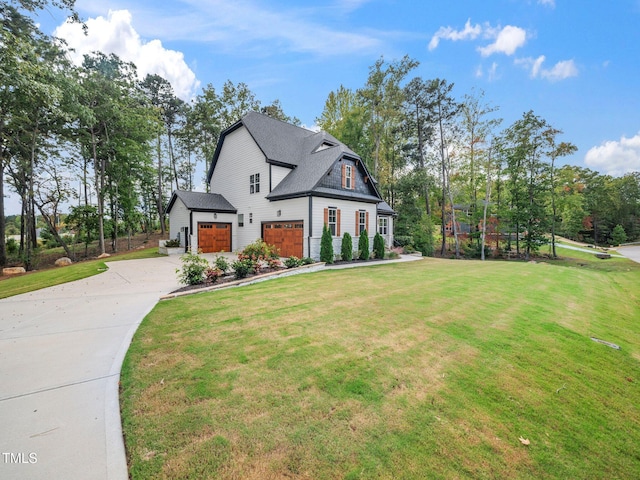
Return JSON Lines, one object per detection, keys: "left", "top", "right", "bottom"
{"left": 19, "top": 0, "right": 640, "bottom": 212}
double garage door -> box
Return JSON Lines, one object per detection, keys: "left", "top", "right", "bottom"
{"left": 198, "top": 222, "right": 231, "bottom": 253}
{"left": 263, "top": 221, "right": 304, "bottom": 258}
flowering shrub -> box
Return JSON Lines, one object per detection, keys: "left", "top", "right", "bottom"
{"left": 176, "top": 252, "right": 209, "bottom": 285}
{"left": 284, "top": 256, "right": 301, "bottom": 268}
{"left": 204, "top": 267, "right": 223, "bottom": 283}
{"left": 232, "top": 258, "right": 253, "bottom": 279}
{"left": 237, "top": 239, "right": 280, "bottom": 273}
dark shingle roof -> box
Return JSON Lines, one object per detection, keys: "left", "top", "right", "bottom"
{"left": 377, "top": 200, "right": 396, "bottom": 216}
{"left": 166, "top": 190, "right": 236, "bottom": 214}
{"left": 207, "top": 111, "right": 382, "bottom": 202}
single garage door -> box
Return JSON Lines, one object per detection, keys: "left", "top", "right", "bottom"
{"left": 263, "top": 221, "right": 304, "bottom": 258}
{"left": 198, "top": 222, "right": 231, "bottom": 253}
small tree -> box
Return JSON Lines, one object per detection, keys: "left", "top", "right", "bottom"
{"left": 373, "top": 232, "right": 385, "bottom": 259}
{"left": 358, "top": 229, "right": 369, "bottom": 260}
{"left": 341, "top": 232, "right": 353, "bottom": 261}
{"left": 413, "top": 214, "right": 435, "bottom": 257}
{"left": 611, "top": 224, "right": 627, "bottom": 246}
{"left": 320, "top": 224, "right": 334, "bottom": 263}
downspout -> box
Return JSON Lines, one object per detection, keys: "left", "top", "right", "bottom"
{"left": 189, "top": 211, "right": 193, "bottom": 253}
{"left": 308, "top": 196, "right": 313, "bottom": 258}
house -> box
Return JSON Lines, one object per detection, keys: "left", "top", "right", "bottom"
{"left": 166, "top": 111, "right": 395, "bottom": 259}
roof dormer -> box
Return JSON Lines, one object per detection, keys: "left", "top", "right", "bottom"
{"left": 314, "top": 140, "right": 337, "bottom": 152}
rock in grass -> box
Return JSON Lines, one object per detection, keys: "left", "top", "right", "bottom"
{"left": 55, "top": 257, "right": 73, "bottom": 267}
{"left": 3, "top": 267, "right": 26, "bottom": 276}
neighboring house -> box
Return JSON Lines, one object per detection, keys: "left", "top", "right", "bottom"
{"left": 167, "top": 111, "right": 396, "bottom": 259}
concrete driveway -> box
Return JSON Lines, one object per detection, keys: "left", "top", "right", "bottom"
{"left": 618, "top": 245, "right": 640, "bottom": 264}
{"left": 0, "top": 255, "right": 183, "bottom": 480}
{"left": 0, "top": 252, "right": 422, "bottom": 479}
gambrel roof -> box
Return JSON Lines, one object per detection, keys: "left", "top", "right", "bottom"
{"left": 207, "top": 111, "right": 386, "bottom": 205}
{"left": 166, "top": 190, "right": 237, "bottom": 214}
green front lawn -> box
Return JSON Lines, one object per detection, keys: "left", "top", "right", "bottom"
{"left": 121, "top": 255, "right": 640, "bottom": 479}
{"left": 0, "top": 247, "right": 163, "bottom": 299}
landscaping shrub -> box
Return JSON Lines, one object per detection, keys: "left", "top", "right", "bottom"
{"left": 358, "top": 229, "right": 369, "bottom": 260}
{"left": 239, "top": 239, "right": 279, "bottom": 272}
{"left": 6, "top": 238, "right": 18, "bottom": 255}
{"left": 341, "top": 232, "right": 353, "bottom": 261}
{"left": 164, "top": 238, "right": 181, "bottom": 247}
{"left": 204, "top": 267, "right": 222, "bottom": 283}
{"left": 373, "top": 232, "right": 385, "bottom": 259}
{"left": 301, "top": 257, "right": 315, "bottom": 265}
{"left": 214, "top": 255, "right": 230, "bottom": 273}
{"left": 320, "top": 224, "right": 334, "bottom": 263}
{"left": 232, "top": 258, "right": 253, "bottom": 279}
{"left": 176, "top": 252, "right": 209, "bottom": 285}
{"left": 284, "top": 256, "right": 302, "bottom": 268}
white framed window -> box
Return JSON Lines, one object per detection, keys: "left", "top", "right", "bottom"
{"left": 358, "top": 210, "right": 367, "bottom": 235}
{"left": 250, "top": 173, "right": 260, "bottom": 194}
{"left": 345, "top": 165, "right": 353, "bottom": 189}
{"left": 328, "top": 207, "right": 337, "bottom": 236}
{"left": 238, "top": 214, "right": 244, "bottom": 227}
{"left": 378, "top": 217, "right": 388, "bottom": 235}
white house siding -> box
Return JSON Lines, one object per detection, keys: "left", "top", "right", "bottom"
{"left": 168, "top": 198, "right": 190, "bottom": 247}
{"left": 377, "top": 215, "right": 394, "bottom": 248}
{"left": 270, "top": 164, "right": 292, "bottom": 191}
{"left": 309, "top": 197, "right": 377, "bottom": 260}
{"left": 210, "top": 126, "right": 310, "bottom": 256}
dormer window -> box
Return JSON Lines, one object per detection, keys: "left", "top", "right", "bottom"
{"left": 250, "top": 173, "right": 260, "bottom": 194}
{"left": 316, "top": 141, "right": 335, "bottom": 152}
{"left": 341, "top": 163, "right": 355, "bottom": 190}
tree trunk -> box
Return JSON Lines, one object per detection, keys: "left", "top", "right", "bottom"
{"left": 439, "top": 104, "right": 447, "bottom": 256}
{"left": 0, "top": 157, "right": 6, "bottom": 267}
{"left": 481, "top": 145, "right": 492, "bottom": 261}
{"left": 35, "top": 202, "right": 74, "bottom": 260}
{"left": 91, "top": 128, "right": 106, "bottom": 255}
{"left": 156, "top": 135, "right": 165, "bottom": 234}
{"left": 550, "top": 156, "right": 557, "bottom": 258}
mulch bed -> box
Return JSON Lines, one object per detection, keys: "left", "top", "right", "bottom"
{"left": 170, "top": 266, "right": 288, "bottom": 294}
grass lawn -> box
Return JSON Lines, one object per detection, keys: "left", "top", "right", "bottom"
{"left": 0, "top": 247, "right": 163, "bottom": 299}
{"left": 121, "top": 254, "right": 640, "bottom": 479}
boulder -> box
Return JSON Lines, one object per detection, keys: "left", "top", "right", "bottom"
{"left": 3, "top": 266, "right": 26, "bottom": 276}
{"left": 97, "top": 253, "right": 111, "bottom": 259}
{"left": 55, "top": 257, "right": 73, "bottom": 267}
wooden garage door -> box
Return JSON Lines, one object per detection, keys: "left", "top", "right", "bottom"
{"left": 263, "top": 221, "right": 304, "bottom": 258}
{"left": 198, "top": 222, "right": 231, "bottom": 253}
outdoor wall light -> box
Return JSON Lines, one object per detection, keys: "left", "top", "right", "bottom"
{"left": 277, "top": 210, "right": 281, "bottom": 217}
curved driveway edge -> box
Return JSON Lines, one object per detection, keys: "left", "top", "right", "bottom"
{"left": 0, "top": 256, "right": 182, "bottom": 480}
{"left": 618, "top": 245, "right": 640, "bottom": 264}
{"left": 0, "top": 253, "right": 423, "bottom": 479}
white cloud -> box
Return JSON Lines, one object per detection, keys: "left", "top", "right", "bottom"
{"left": 132, "top": 0, "right": 384, "bottom": 58}
{"left": 585, "top": 133, "right": 640, "bottom": 176}
{"left": 478, "top": 25, "right": 527, "bottom": 57}
{"left": 538, "top": 0, "right": 556, "bottom": 7}
{"left": 429, "top": 18, "right": 482, "bottom": 51}
{"left": 542, "top": 59, "right": 578, "bottom": 80}
{"left": 475, "top": 61, "right": 500, "bottom": 81}
{"left": 429, "top": 20, "right": 526, "bottom": 56}
{"left": 516, "top": 55, "right": 578, "bottom": 81}
{"left": 54, "top": 10, "right": 199, "bottom": 100}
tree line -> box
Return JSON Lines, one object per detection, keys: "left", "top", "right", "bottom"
{"left": 2, "top": 1, "right": 639, "bottom": 270}
{"left": 315, "top": 56, "right": 640, "bottom": 258}
{"left": 0, "top": 0, "right": 297, "bottom": 269}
